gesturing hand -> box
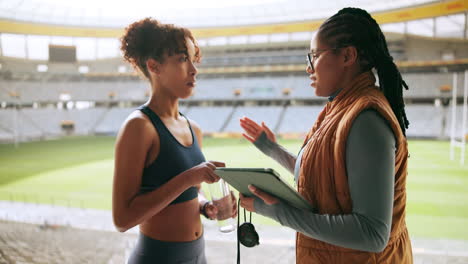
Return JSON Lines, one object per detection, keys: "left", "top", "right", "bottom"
{"left": 240, "top": 117, "right": 276, "bottom": 143}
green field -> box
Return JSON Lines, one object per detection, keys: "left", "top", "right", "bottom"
{"left": 1, "top": 136, "right": 467, "bottom": 240}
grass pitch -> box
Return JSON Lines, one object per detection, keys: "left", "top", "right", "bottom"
{"left": 0, "top": 136, "right": 467, "bottom": 240}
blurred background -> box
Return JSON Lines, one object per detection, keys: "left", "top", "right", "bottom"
{"left": 0, "top": 0, "right": 468, "bottom": 263}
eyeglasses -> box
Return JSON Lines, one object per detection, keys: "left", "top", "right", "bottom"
{"left": 306, "top": 47, "right": 342, "bottom": 71}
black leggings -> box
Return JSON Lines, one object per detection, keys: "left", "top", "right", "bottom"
{"left": 128, "top": 232, "right": 207, "bottom": 264}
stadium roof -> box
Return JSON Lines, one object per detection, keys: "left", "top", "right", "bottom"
{"left": 0, "top": 0, "right": 466, "bottom": 61}
{"left": 0, "top": 0, "right": 443, "bottom": 27}
{"left": 0, "top": 0, "right": 466, "bottom": 37}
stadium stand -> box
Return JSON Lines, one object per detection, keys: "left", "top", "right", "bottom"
{"left": 277, "top": 105, "right": 324, "bottom": 134}
{"left": 1, "top": 70, "right": 468, "bottom": 140}
{"left": 67, "top": 108, "right": 108, "bottom": 135}
{"left": 185, "top": 106, "right": 234, "bottom": 132}
{"left": 402, "top": 73, "right": 466, "bottom": 99}
{"left": 0, "top": 72, "right": 465, "bottom": 104}
{"left": 405, "top": 105, "right": 445, "bottom": 138}
{"left": 93, "top": 108, "right": 134, "bottom": 135}
{"left": 223, "top": 106, "right": 283, "bottom": 133}
{"left": 446, "top": 107, "right": 468, "bottom": 138}
{"left": 1, "top": 4, "right": 468, "bottom": 173}
{"left": 1, "top": 68, "right": 467, "bottom": 140}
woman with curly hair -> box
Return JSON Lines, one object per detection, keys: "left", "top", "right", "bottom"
{"left": 240, "top": 7, "right": 413, "bottom": 263}
{"left": 112, "top": 18, "right": 237, "bottom": 264}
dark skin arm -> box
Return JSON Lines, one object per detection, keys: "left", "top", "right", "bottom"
{"left": 112, "top": 112, "right": 223, "bottom": 232}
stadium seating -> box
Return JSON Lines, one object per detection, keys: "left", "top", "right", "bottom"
{"left": 401, "top": 73, "right": 465, "bottom": 98}
{"left": 405, "top": 105, "right": 445, "bottom": 138}
{"left": 223, "top": 106, "right": 283, "bottom": 132}
{"left": 445, "top": 107, "right": 468, "bottom": 139}
{"left": 185, "top": 106, "right": 234, "bottom": 132}
{"left": 67, "top": 108, "right": 108, "bottom": 135}
{"left": 2, "top": 72, "right": 464, "bottom": 104}
{"left": 94, "top": 108, "right": 135, "bottom": 135}
{"left": 1, "top": 101, "right": 467, "bottom": 141}
{"left": 277, "top": 105, "right": 324, "bottom": 134}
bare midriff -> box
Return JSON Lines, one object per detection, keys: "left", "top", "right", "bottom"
{"left": 140, "top": 198, "right": 202, "bottom": 242}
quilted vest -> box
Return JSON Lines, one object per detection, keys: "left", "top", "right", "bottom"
{"left": 296, "top": 72, "right": 413, "bottom": 263}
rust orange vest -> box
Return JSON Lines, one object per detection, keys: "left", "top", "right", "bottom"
{"left": 297, "top": 72, "right": 413, "bottom": 263}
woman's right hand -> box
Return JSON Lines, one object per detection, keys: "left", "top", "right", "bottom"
{"left": 185, "top": 161, "right": 224, "bottom": 186}
{"left": 240, "top": 116, "right": 276, "bottom": 143}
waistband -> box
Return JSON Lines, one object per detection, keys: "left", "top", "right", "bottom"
{"left": 133, "top": 232, "right": 205, "bottom": 259}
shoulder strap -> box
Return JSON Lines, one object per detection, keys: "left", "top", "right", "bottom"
{"left": 137, "top": 105, "right": 167, "bottom": 136}
{"left": 138, "top": 105, "right": 198, "bottom": 147}
{"left": 179, "top": 112, "right": 197, "bottom": 144}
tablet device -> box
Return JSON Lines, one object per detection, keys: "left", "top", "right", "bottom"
{"left": 215, "top": 168, "right": 314, "bottom": 211}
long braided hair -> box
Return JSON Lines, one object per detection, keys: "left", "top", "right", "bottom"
{"left": 318, "top": 7, "right": 410, "bottom": 136}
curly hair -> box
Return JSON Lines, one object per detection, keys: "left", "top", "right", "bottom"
{"left": 120, "top": 17, "right": 201, "bottom": 79}
{"left": 318, "top": 7, "right": 410, "bottom": 136}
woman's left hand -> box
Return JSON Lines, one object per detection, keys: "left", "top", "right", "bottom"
{"left": 240, "top": 185, "right": 279, "bottom": 212}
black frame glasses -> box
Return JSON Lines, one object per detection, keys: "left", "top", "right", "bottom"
{"left": 306, "top": 47, "right": 343, "bottom": 71}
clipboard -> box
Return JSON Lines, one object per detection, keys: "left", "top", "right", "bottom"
{"left": 214, "top": 168, "right": 314, "bottom": 211}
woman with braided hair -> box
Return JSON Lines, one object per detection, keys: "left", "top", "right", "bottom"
{"left": 239, "top": 7, "right": 413, "bottom": 263}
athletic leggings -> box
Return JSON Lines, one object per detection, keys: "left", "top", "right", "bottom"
{"left": 128, "top": 232, "right": 207, "bottom": 264}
